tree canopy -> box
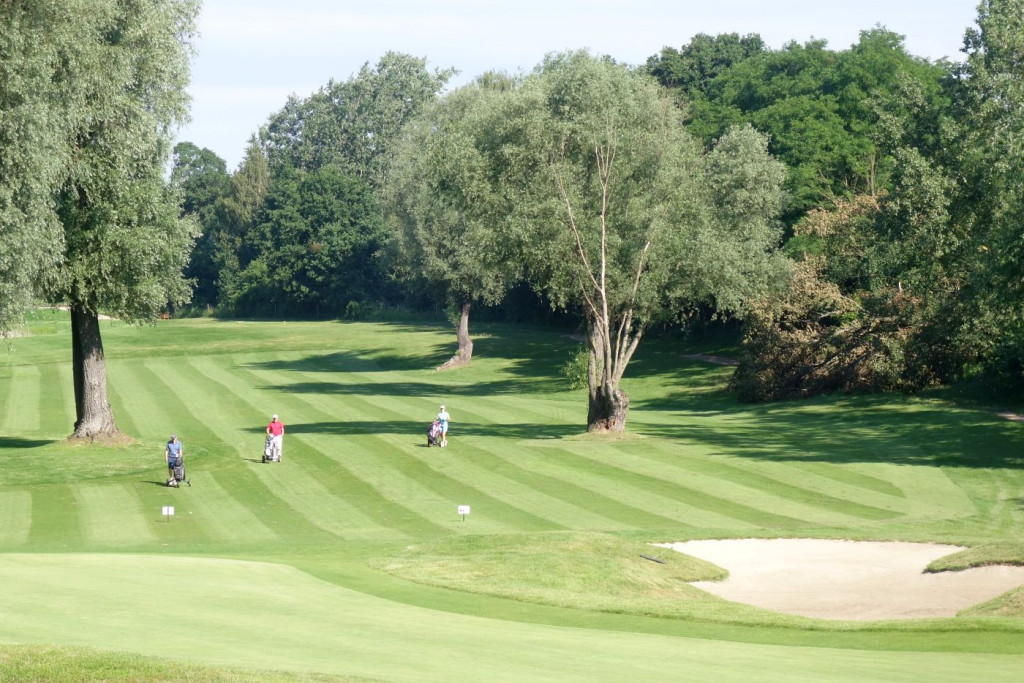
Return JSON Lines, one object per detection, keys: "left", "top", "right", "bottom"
{"left": 496, "top": 52, "right": 787, "bottom": 429}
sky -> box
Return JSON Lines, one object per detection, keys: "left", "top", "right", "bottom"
{"left": 179, "top": 0, "right": 982, "bottom": 171}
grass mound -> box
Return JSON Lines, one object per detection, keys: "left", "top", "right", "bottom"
{"left": 960, "top": 587, "right": 1024, "bottom": 618}
{"left": 372, "top": 531, "right": 729, "bottom": 616}
{"left": 927, "top": 543, "right": 1024, "bottom": 573}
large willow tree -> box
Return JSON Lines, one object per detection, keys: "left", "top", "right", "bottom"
{"left": 1, "top": 0, "right": 200, "bottom": 440}
{"left": 507, "top": 52, "right": 787, "bottom": 432}
{"left": 386, "top": 75, "right": 523, "bottom": 368}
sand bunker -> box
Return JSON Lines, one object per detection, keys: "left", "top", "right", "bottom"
{"left": 657, "top": 538, "right": 1024, "bottom": 621}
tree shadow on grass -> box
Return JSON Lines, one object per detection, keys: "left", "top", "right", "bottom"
{"left": 633, "top": 392, "right": 1024, "bottom": 470}
{"left": 262, "top": 376, "right": 557, "bottom": 398}
{"left": 0, "top": 436, "right": 57, "bottom": 449}
{"left": 248, "top": 347, "right": 450, "bottom": 374}
{"left": 246, "top": 323, "right": 572, "bottom": 389}
{"left": 240, "top": 419, "right": 578, "bottom": 441}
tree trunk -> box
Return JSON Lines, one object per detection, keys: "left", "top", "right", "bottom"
{"left": 455, "top": 301, "right": 473, "bottom": 362}
{"left": 587, "top": 384, "right": 629, "bottom": 433}
{"left": 70, "top": 303, "right": 120, "bottom": 440}
{"left": 436, "top": 301, "right": 473, "bottom": 371}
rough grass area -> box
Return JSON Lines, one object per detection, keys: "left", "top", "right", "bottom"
{"left": 927, "top": 543, "right": 1024, "bottom": 572}
{"left": 0, "top": 645, "right": 359, "bottom": 682}
{"left": 372, "top": 531, "right": 728, "bottom": 616}
{"left": 960, "top": 587, "right": 1024, "bottom": 618}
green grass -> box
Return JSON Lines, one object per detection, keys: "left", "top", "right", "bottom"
{"left": 0, "top": 644, "right": 359, "bottom": 682}
{"left": 1, "top": 317, "right": 1024, "bottom": 680}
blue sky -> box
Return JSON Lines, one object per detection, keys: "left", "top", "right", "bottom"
{"left": 179, "top": 0, "right": 981, "bottom": 170}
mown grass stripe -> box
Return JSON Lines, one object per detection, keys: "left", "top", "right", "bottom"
{"left": 125, "top": 362, "right": 334, "bottom": 542}
{"left": 279, "top": 391, "right": 554, "bottom": 534}
{"left": 618, "top": 441, "right": 901, "bottom": 522}
{"left": 872, "top": 463, "right": 977, "bottom": 520}
{"left": 162, "top": 471, "right": 278, "bottom": 544}
{"left": 516, "top": 448, "right": 758, "bottom": 530}
{"left": 786, "top": 460, "right": 905, "bottom": 498}
{"left": 3, "top": 365, "right": 41, "bottom": 436}
{"left": 205, "top": 466, "right": 338, "bottom": 544}
{"left": 164, "top": 356, "right": 395, "bottom": 542}
{"left": 106, "top": 359, "right": 179, "bottom": 443}
{"left": 74, "top": 483, "right": 160, "bottom": 547}
{"left": 598, "top": 444, "right": 874, "bottom": 527}
{"left": 0, "top": 490, "right": 31, "bottom": 547}
{"left": 187, "top": 356, "right": 449, "bottom": 538}
{"left": 26, "top": 484, "right": 84, "bottom": 549}
{"left": 36, "top": 363, "right": 73, "bottom": 437}
{"left": 715, "top": 457, "right": 912, "bottom": 516}
{"left": 105, "top": 373, "right": 140, "bottom": 440}
{"left": 282, "top": 382, "right": 565, "bottom": 533}
{"left": 534, "top": 446, "right": 813, "bottom": 528}
{"left": 443, "top": 441, "right": 695, "bottom": 531}
{"left": 234, "top": 359, "right": 562, "bottom": 533}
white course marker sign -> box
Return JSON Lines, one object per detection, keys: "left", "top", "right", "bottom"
{"left": 162, "top": 506, "right": 175, "bottom": 522}
{"left": 458, "top": 505, "right": 470, "bottom": 522}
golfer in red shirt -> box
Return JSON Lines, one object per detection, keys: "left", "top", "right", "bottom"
{"left": 266, "top": 414, "right": 285, "bottom": 459}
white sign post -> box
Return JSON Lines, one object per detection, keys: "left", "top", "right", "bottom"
{"left": 457, "top": 505, "right": 470, "bottom": 522}
{"left": 162, "top": 506, "right": 175, "bottom": 523}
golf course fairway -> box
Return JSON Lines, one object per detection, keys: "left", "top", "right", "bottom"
{"left": 0, "top": 315, "right": 1022, "bottom": 681}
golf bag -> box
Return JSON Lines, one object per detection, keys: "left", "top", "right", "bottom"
{"left": 167, "top": 454, "right": 190, "bottom": 487}
{"left": 263, "top": 434, "right": 281, "bottom": 463}
{"left": 427, "top": 419, "right": 442, "bottom": 447}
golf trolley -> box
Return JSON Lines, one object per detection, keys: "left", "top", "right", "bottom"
{"left": 427, "top": 419, "right": 442, "bottom": 447}
{"left": 167, "top": 455, "right": 190, "bottom": 487}
{"left": 263, "top": 434, "right": 281, "bottom": 463}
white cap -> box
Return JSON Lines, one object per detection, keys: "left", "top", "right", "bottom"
{"left": 272, "top": 414, "right": 278, "bottom": 420}
{"left": 439, "top": 405, "right": 445, "bottom": 410}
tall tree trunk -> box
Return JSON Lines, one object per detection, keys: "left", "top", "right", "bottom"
{"left": 585, "top": 320, "right": 629, "bottom": 432}
{"left": 455, "top": 300, "right": 473, "bottom": 362}
{"left": 70, "top": 303, "right": 120, "bottom": 440}
{"left": 587, "top": 384, "right": 629, "bottom": 433}
{"left": 436, "top": 300, "right": 473, "bottom": 370}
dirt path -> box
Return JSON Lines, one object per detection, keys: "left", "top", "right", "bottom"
{"left": 657, "top": 538, "right": 1024, "bottom": 621}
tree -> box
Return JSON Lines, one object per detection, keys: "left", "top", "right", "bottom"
{"left": 506, "top": 52, "right": 786, "bottom": 431}
{"left": 232, "top": 164, "right": 384, "bottom": 317}
{"left": 260, "top": 52, "right": 455, "bottom": 187}
{"left": 646, "top": 32, "right": 765, "bottom": 97}
{"left": 32, "top": 0, "right": 200, "bottom": 439}
{"left": 214, "top": 137, "right": 270, "bottom": 309}
{"left": 650, "top": 31, "right": 949, "bottom": 221}
{"left": 386, "top": 75, "right": 522, "bottom": 368}
{"left": 0, "top": 1, "right": 81, "bottom": 332}
{"left": 952, "top": 0, "right": 1024, "bottom": 391}
{"left": 171, "top": 142, "right": 230, "bottom": 307}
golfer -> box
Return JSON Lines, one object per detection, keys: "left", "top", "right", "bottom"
{"left": 165, "top": 434, "right": 183, "bottom": 477}
{"left": 436, "top": 405, "right": 451, "bottom": 447}
{"left": 266, "top": 414, "right": 285, "bottom": 459}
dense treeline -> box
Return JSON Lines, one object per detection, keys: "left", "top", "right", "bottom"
{"left": 166, "top": 1, "right": 1021, "bottom": 405}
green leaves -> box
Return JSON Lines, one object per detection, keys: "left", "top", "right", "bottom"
{"left": 0, "top": 0, "right": 200, "bottom": 326}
